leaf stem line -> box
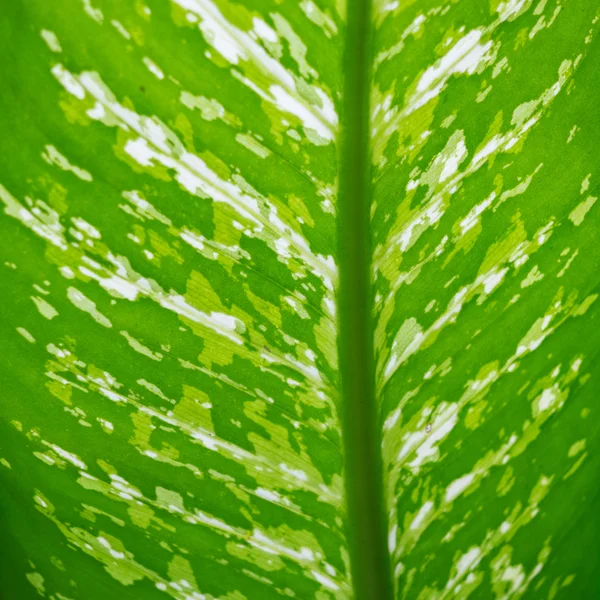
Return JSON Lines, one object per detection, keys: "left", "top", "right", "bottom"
{"left": 337, "top": 0, "right": 393, "bottom": 597}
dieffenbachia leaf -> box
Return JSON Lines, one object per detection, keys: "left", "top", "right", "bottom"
{"left": 373, "top": 1, "right": 600, "bottom": 597}
{"left": 0, "top": 0, "right": 598, "bottom": 598}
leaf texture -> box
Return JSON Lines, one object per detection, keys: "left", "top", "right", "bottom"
{"left": 1, "top": 1, "right": 348, "bottom": 598}
{"left": 0, "top": 0, "right": 599, "bottom": 599}
{"left": 372, "top": 1, "right": 600, "bottom": 597}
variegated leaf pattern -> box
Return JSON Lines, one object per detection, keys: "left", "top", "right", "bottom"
{"left": 1, "top": 0, "right": 599, "bottom": 599}
{"left": 0, "top": 1, "right": 348, "bottom": 598}
{"left": 373, "top": 1, "right": 600, "bottom": 598}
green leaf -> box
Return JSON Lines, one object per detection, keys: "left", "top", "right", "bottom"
{"left": 1, "top": 1, "right": 599, "bottom": 599}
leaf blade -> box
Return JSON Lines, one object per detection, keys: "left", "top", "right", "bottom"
{"left": 372, "top": 1, "right": 600, "bottom": 597}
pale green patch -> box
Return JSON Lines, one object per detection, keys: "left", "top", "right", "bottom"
{"left": 235, "top": 133, "right": 271, "bottom": 158}
{"left": 31, "top": 296, "right": 60, "bottom": 320}
{"left": 569, "top": 195, "right": 597, "bottom": 226}
{"left": 120, "top": 330, "right": 163, "bottom": 361}
{"left": 40, "top": 29, "right": 62, "bottom": 53}
{"left": 42, "top": 145, "right": 93, "bottom": 182}
{"left": 25, "top": 572, "right": 45, "bottom": 596}
{"left": 67, "top": 286, "right": 112, "bottom": 328}
{"left": 16, "top": 327, "right": 36, "bottom": 343}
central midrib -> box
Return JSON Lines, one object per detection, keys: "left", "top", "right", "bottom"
{"left": 337, "top": 0, "right": 394, "bottom": 597}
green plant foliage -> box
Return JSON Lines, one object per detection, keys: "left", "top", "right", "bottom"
{"left": 1, "top": 0, "right": 599, "bottom": 598}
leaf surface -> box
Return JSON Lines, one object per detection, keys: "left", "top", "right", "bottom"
{"left": 0, "top": 1, "right": 599, "bottom": 599}
{"left": 372, "top": 3, "right": 600, "bottom": 597}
